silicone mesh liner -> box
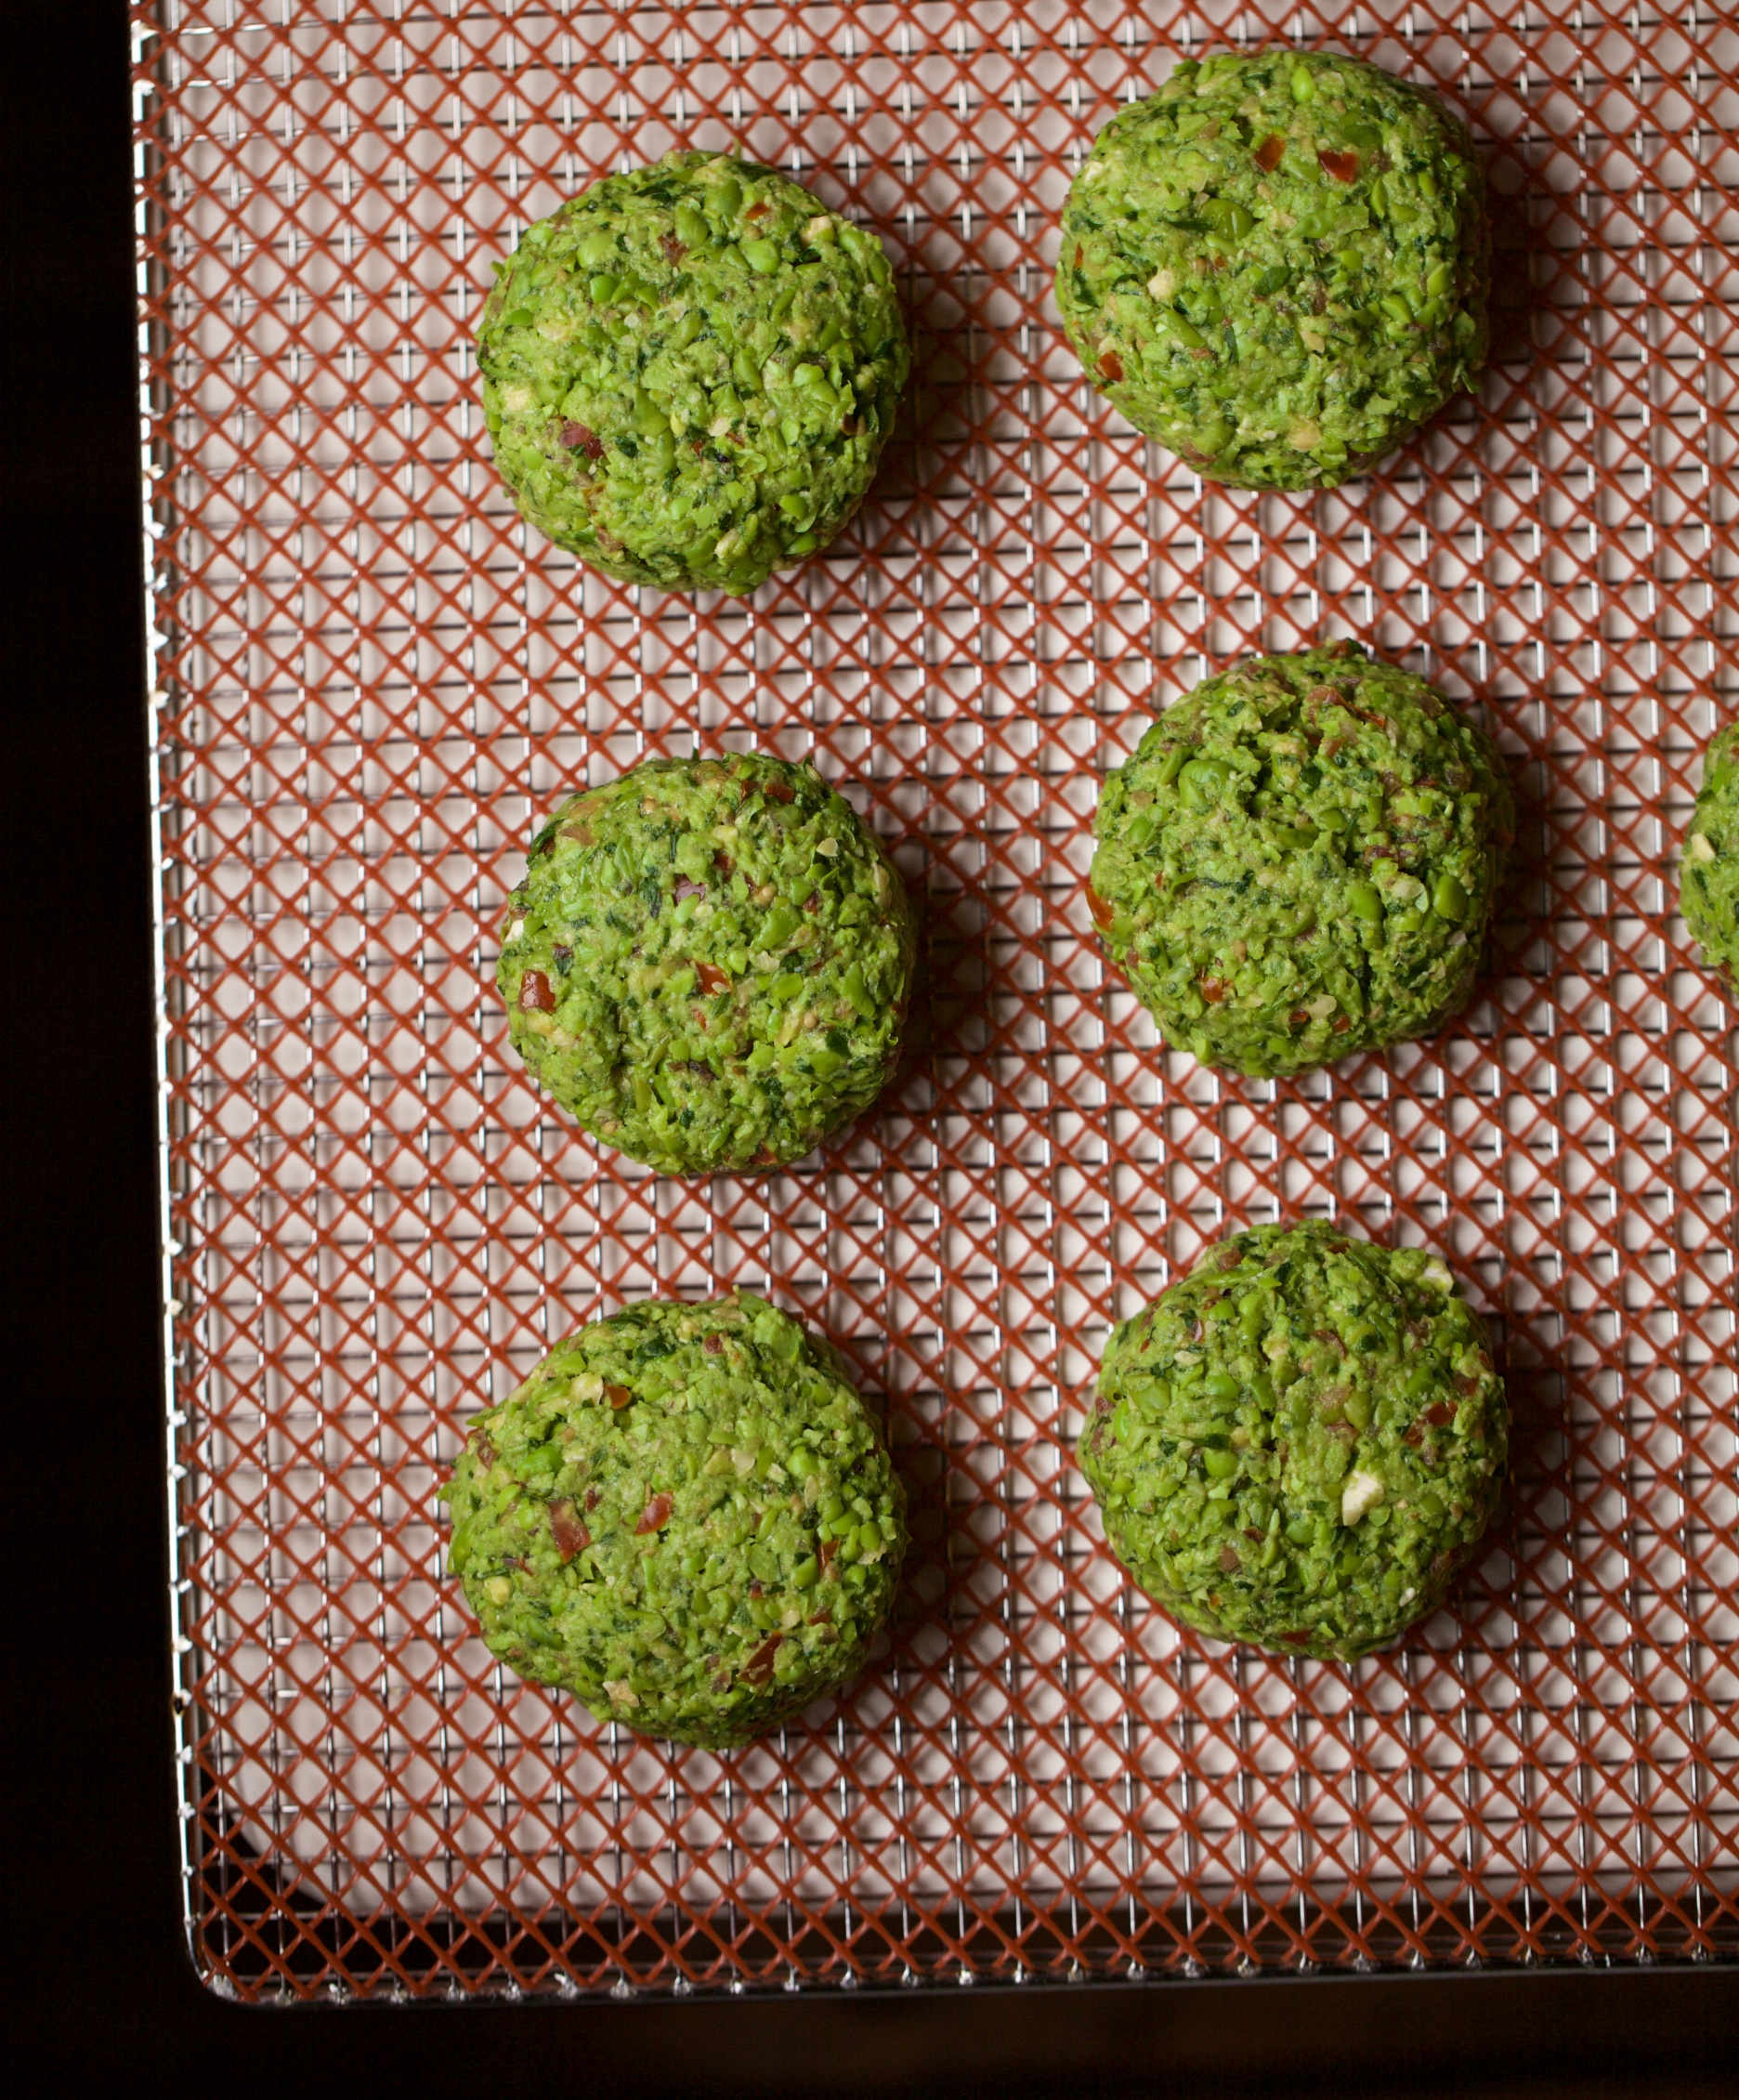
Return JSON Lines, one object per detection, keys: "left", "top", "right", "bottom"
{"left": 137, "top": 1, "right": 1737, "bottom": 1998}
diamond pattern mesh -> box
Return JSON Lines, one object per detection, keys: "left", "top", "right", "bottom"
{"left": 137, "top": 1, "right": 1737, "bottom": 1999}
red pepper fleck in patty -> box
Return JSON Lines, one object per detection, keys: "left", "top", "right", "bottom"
{"left": 1085, "top": 883, "right": 1115, "bottom": 931}
{"left": 560, "top": 421, "right": 605, "bottom": 459}
{"left": 1423, "top": 1403, "right": 1458, "bottom": 1427}
{"left": 694, "top": 960, "right": 729, "bottom": 994}
{"left": 634, "top": 1492, "right": 673, "bottom": 1536}
{"left": 762, "top": 777, "right": 795, "bottom": 804}
{"left": 549, "top": 1500, "right": 590, "bottom": 1563}
{"left": 739, "top": 1633, "right": 783, "bottom": 1686}
{"left": 1098, "top": 348, "right": 1124, "bottom": 383}
{"left": 517, "top": 970, "right": 556, "bottom": 1014}
{"left": 1254, "top": 133, "right": 1286, "bottom": 172}
{"left": 1317, "top": 148, "right": 1360, "bottom": 183}
{"left": 604, "top": 1382, "right": 633, "bottom": 1410}
{"left": 1200, "top": 976, "right": 1230, "bottom": 1004}
{"left": 703, "top": 1333, "right": 724, "bottom": 1355}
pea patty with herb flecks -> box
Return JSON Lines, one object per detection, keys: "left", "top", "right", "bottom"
{"left": 477, "top": 149, "right": 909, "bottom": 594}
{"left": 1088, "top": 641, "right": 1511, "bottom": 1078}
{"left": 1057, "top": 48, "right": 1488, "bottom": 488}
{"left": 1680, "top": 716, "right": 1739, "bottom": 991}
{"left": 444, "top": 1294, "right": 907, "bottom": 1748}
{"left": 1078, "top": 1223, "right": 1508, "bottom": 1660}
{"left": 498, "top": 753, "right": 916, "bottom": 1174}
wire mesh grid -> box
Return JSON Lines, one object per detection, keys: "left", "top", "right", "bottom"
{"left": 136, "top": 1, "right": 1737, "bottom": 2000}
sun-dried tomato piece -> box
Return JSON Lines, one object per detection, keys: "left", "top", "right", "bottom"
{"left": 1218, "top": 1544, "right": 1241, "bottom": 1573}
{"left": 549, "top": 1499, "right": 590, "bottom": 1563}
{"left": 634, "top": 1491, "right": 673, "bottom": 1535}
{"left": 762, "top": 777, "right": 795, "bottom": 804}
{"left": 1280, "top": 1629, "right": 1314, "bottom": 1646}
{"left": 473, "top": 1432, "right": 497, "bottom": 1470}
{"left": 739, "top": 1633, "right": 783, "bottom": 1686}
{"left": 660, "top": 232, "right": 686, "bottom": 263}
{"left": 694, "top": 960, "right": 729, "bottom": 994}
{"left": 1200, "top": 976, "right": 1229, "bottom": 1004}
{"left": 1317, "top": 148, "right": 1359, "bottom": 182}
{"left": 1288, "top": 1007, "right": 1311, "bottom": 1027}
{"left": 1255, "top": 133, "right": 1286, "bottom": 172}
{"left": 1098, "top": 348, "right": 1124, "bottom": 383}
{"left": 703, "top": 1332, "right": 723, "bottom": 1355}
{"left": 1423, "top": 1402, "right": 1457, "bottom": 1427}
{"left": 583, "top": 1485, "right": 601, "bottom": 1511}
{"left": 604, "top": 1382, "right": 633, "bottom": 1410}
{"left": 1085, "top": 883, "right": 1115, "bottom": 930}
{"left": 560, "top": 421, "right": 605, "bottom": 459}
{"left": 517, "top": 970, "right": 556, "bottom": 1013}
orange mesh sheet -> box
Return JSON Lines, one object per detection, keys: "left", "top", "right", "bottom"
{"left": 137, "top": 3, "right": 1738, "bottom": 1999}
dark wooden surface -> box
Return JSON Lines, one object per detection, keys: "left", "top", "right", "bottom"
{"left": 7, "top": 3, "right": 1731, "bottom": 2087}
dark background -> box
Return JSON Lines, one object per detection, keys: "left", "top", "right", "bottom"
{"left": 7, "top": 3, "right": 1731, "bottom": 2089}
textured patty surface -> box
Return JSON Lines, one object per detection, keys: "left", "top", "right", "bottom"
{"left": 498, "top": 753, "right": 916, "bottom": 1173}
{"left": 1089, "top": 642, "right": 1511, "bottom": 1077}
{"left": 444, "top": 1294, "right": 907, "bottom": 1749}
{"left": 1057, "top": 48, "right": 1488, "bottom": 488}
{"left": 477, "top": 150, "right": 909, "bottom": 592}
{"left": 1680, "top": 717, "right": 1739, "bottom": 989}
{"left": 1078, "top": 1223, "right": 1508, "bottom": 1660}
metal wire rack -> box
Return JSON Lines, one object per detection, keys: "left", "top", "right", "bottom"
{"left": 137, "top": 1, "right": 1737, "bottom": 1999}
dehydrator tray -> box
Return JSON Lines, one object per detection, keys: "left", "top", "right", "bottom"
{"left": 137, "top": 1, "right": 1737, "bottom": 1999}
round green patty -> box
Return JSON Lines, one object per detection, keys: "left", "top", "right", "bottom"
{"left": 1089, "top": 642, "right": 1512, "bottom": 1078}
{"left": 443, "top": 1293, "right": 907, "bottom": 1749}
{"left": 498, "top": 753, "right": 917, "bottom": 1174}
{"left": 1680, "top": 717, "right": 1739, "bottom": 989}
{"left": 477, "top": 150, "right": 909, "bottom": 594}
{"left": 1057, "top": 48, "right": 1488, "bottom": 489}
{"left": 1078, "top": 1223, "right": 1508, "bottom": 1660}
